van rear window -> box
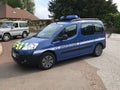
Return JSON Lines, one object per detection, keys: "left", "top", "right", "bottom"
{"left": 19, "top": 23, "right": 28, "bottom": 27}
{"left": 81, "top": 23, "right": 103, "bottom": 35}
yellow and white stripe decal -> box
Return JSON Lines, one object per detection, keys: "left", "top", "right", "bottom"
{"left": 33, "top": 37, "right": 105, "bottom": 54}
{"left": 13, "top": 41, "right": 29, "bottom": 50}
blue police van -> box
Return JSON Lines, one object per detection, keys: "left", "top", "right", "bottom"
{"left": 12, "top": 15, "right": 106, "bottom": 70}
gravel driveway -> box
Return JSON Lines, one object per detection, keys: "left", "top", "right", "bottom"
{"left": 0, "top": 43, "right": 2, "bottom": 55}
{"left": 86, "top": 34, "right": 120, "bottom": 90}
{"left": 0, "top": 33, "right": 120, "bottom": 90}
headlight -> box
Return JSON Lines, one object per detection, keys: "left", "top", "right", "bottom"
{"left": 22, "top": 43, "right": 38, "bottom": 50}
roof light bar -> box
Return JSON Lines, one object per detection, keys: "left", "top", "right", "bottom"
{"left": 60, "top": 15, "right": 79, "bottom": 21}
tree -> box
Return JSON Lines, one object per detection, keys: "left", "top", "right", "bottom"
{"left": 1, "top": 0, "right": 35, "bottom": 14}
{"left": 21, "top": 0, "right": 35, "bottom": 14}
{"left": 48, "top": 0, "right": 118, "bottom": 19}
{"left": 3, "top": 0, "right": 23, "bottom": 8}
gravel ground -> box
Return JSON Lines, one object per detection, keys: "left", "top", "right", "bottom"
{"left": 0, "top": 33, "right": 120, "bottom": 90}
{"left": 0, "top": 61, "right": 106, "bottom": 90}
{"left": 86, "top": 35, "right": 120, "bottom": 90}
{"left": 0, "top": 33, "right": 106, "bottom": 90}
{"left": 0, "top": 43, "right": 2, "bottom": 55}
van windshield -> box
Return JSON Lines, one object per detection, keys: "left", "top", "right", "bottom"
{"left": 0, "top": 22, "right": 13, "bottom": 28}
{"left": 36, "top": 24, "right": 63, "bottom": 38}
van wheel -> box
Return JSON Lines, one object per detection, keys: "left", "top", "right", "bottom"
{"left": 22, "top": 32, "right": 28, "bottom": 38}
{"left": 38, "top": 52, "right": 55, "bottom": 70}
{"left": 93, "top": 44, "right": 103, "bottom": 56}
{"left": 2, "top": 34, "right": 11, "bottom": 41}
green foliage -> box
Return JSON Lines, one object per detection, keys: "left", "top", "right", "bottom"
{"left": 103, "top": 13, "right": 114, "bottom": 27}
{"left": 2, "top": 0, "right": 35, "bottom": 14}
{"left": 48, "top": 0, "right": 118, "bottom": 19}
{"left": 113, "top": 13, "right": 120, "bottom": 33}
{"left": 4, "top": 0, "right": 23, "bottom": 8}
{"left": 104, "top": 13, "right": 120, "bottom": 33}
{"left": 21, "top": 0, "right": 35, "bottom": 14}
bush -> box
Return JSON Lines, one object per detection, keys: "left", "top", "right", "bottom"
{"left": 104, "top": 13, "right": 120, "bottom": 33}
{"left": 113, "top": 13, "right": 120, "bottom": 33}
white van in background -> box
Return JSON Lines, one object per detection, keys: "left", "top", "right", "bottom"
{"left": 0, "top": 21, "right": 29, "bottom": 41}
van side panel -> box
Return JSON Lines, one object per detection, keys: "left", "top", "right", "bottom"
{"left": 78, "top": 22, "right": 105, "bottom": 55}
{"left": 54, "top": 22, "right": 105, "bottom": 61}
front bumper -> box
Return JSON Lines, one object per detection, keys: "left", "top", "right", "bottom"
{"left": 12, "top": 49, "right": 41, "bottom": 66}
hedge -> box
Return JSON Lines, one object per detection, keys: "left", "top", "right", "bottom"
{"left": 104, "top": 13, "right": 120, "bottom": 33}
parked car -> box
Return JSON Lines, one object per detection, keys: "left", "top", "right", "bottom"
{"left": 12, "top": 15, "right": 106, "bottom": 70}
{"left": 0, "top": 21, "right": 29, "bottom": 41}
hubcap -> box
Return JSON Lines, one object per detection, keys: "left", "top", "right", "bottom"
{"left": 95, "top": 45, "right": 102, "bottom": 55}
{"left": 4, "top": 35, "right": 9, "bottom": 41}
{"left": 42, "top": 55, "right": 54, "bottom": 68}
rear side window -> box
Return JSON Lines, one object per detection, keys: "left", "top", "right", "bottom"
{"left": 81, "top": 24, "right": 94, "bottom": 35}
{"left": 81, "top": 23, "right": 103, "bottom": 35}
{"left": 19, "top": 23, "right": 28, "bottom": 27}
{"left": 94, "top": 24, "right": 103, "bottom": 34}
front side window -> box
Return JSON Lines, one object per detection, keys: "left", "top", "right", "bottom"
{"left": 13, "top": 23, "right": 18, "bottom": 28}
{"left": 36, "top": 24, "right": 63, "bottom": 38}
{"left": 58, "top": 24, "right": 77, "bottom": 38}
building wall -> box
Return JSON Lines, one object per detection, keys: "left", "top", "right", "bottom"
{"left": 29, "top": 20, "right": 52, "bottom": 31}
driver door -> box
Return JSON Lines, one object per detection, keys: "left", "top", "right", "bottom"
{"left": 53, "top": 24, "right": 79, "bottom": 61}
{"left": 11, "top": 23, "right": 20, "bottom": 36}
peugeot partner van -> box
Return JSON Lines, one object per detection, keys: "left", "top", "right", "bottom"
{"left": 12, "top": 15, "right": 106, "bottom": 70}
{"left": 0, "top": 21, "right": 29, "bottom": 41}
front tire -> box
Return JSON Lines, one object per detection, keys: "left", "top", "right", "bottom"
{"left": 93, "top": 44, "right": 103, "bottom": 56}
{"left": 38, "top": 52, "right": 55, "bottom": 70}
{"left": 2, "top": 34, "right": 11, "bottom": 41}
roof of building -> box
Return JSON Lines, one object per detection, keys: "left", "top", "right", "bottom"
{"left": 0, "top": 5, "right": 39, "bottom": 20}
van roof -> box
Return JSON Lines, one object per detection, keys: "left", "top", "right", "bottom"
{"left": 55, "top": 19, "right": 103, "bottom": 25}
{"left": 4, "top": 21, "right": 28, "bottom": 23}
{"left": 57, "top": 15, "right": 103, "bottom": 25}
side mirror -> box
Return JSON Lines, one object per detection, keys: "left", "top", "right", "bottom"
{"left": 58, "top": 34, "right": 68, "bottom": 41}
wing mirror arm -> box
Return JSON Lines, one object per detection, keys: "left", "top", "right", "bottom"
{"left": 58, "top": 34, "right": 68, "bottom": 41}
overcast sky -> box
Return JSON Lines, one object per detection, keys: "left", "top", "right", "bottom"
{"left": 34, "top": 0, "right": 120, "bottom": 19}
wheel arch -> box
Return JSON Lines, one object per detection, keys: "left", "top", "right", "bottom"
{"left": 42, "top": 50, "right": 57, "bottom": 61}
{"left": 22, "top": 31, "right": 28, "bottom": 34}
{"left": 96, "top": 42, "right": 104, "bottom": 49}
{"left": 3, "top": 32, "right": 11, "bottom": 36}
{"left": 22, "top": 31, "right": 28, "bottom": 38}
